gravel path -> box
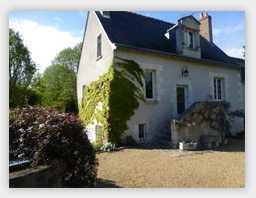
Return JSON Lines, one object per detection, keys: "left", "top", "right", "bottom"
{"left": 95, "top": 138, "right": 245, "bottom": 188}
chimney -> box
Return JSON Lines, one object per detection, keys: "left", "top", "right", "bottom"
{"left": 199, "top": 12, "right": 213, "bottom": 43}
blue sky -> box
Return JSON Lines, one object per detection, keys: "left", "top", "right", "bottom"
{"left": 9, "top": 11, "right": 245, "bottom": 74}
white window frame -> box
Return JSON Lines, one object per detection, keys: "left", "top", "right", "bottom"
{"left": 185, "top": 30, "right": 195, "bottom": 49}
{"left": 145, "top": 70, "right": 156, "bottom": 100}
{"left": 214, "top": 78, "right": 224, "bottom": 101}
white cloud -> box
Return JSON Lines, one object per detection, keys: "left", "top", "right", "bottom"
{"left": 212, "top": 28, "right": 222, "bottom": 36}
{"left": 224, "top": 23, "right": 244, "bottom": 33}
{"left": 9, "top": 19, "right": 82, "bottom": 73}
{"left": 224, "top": 47, "right": 244, "bottom": 59}
{"left": 213, "top": 23, "right": 244, "bottom": 36}
{"left": 54, "top": 17, "right": 62, "bottom": 21}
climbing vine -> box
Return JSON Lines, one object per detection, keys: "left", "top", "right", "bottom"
{"left": 79, "top": 56, "right": 145, "bottom": 144}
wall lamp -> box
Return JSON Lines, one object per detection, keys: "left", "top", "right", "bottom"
{"left": 182, "top": 66, "right": 189, "bottom": 77}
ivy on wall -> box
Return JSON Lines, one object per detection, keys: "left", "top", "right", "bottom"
{"left": 79, "top": 56, "right": 145, "bottom": 144}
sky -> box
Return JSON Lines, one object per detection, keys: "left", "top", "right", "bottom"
{"left": 9, "top": 11, "right": 245, "bottom": 74}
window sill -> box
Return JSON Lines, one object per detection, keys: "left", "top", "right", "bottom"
{"left": 213, "top": 99, "right": 224, "bottom": 102}
{"left": 185, "top": 47, "right": 199, "bottom": 52}
{"left": 145, "top": 99, "right": 158, "bottom": 103}
{"left": 96, "top": 55, "right": 102, "bottom": 61}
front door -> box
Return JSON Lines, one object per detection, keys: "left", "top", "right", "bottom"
{"left": 177, "top": 86, "right": 186, "bottom": 114}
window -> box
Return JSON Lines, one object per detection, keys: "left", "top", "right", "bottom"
{"left": 95, "top": 125, "right": 104, "bottom": 140}
{"left": 185, "top": 31, "right": 194, "bottom": 49}
{"left": 97, "top": 34, "right": 102, "bottom": 58}
{"left": 214, "top": 78, "right": 224, "bottom": 100}
{"left": 145, "top": 71, "right": 155, "bottom": 99}
{"left": 138, "top": 124, "right": 146, "bottom": 141}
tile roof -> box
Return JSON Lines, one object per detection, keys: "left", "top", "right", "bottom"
{"left": 95, "top": 11, "right": 242, "bottom": 68}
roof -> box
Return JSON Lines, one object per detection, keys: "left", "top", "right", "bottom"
{"left": 178, "top": 15, "right": 200, "bottom": 24}
{"left": 230, "top": 57, "right": 245, "bottom": 82}
{"left": 95, "top": 11, "right": 242, "bottom": 68}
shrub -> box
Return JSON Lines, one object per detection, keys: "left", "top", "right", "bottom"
{"left": 92, "top": 138, "right": 115, "bottom": 152}
{"left": 93, "top": 142, "right": 104, "bottom": 152}
{"left": 236, "top": 131, "right": 245, "bottom": 137}
{"left": 126, "top": 135, "right": 137, "bottom": 146}
{"left": 9, "top": 106, "right": 98, "bottom": 187}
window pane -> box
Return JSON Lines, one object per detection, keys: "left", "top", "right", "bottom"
{"left": 146, "top": 72, "right": 153, "bottom": 99}
{"left": 189, "top": 32, "right": 193, "bottom": 48}
{"left": 214, "top": 78, "right": 223, "bottom": 100}
{"left": 214, "top": 79, "right": 217, "bottom": 99}
{"left": 97, "top": 35, "right": 102, "bottom": 57}
{"left": 139, "top": 124, "right": 145, "bottom": 141}
{"left": 217, "top": 79, "right": 222, "bottom": 100}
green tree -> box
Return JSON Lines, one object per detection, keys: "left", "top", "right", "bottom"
{"left": 51, "top": 42, "right": 82, "bottom": 74}
{"left": 41, "top": 65, "right": 77, "bottom": 113}
{"left": 28, "top": 72, "right": 44, "bottom": 105}
{"left": 40, "top": 43, "right": 82, "bottom": 113}
{"left": 9, "top": 28, "right": 37, "bottom": 108}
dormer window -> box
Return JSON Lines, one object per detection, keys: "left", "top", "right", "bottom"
{"left": 185, "top": 31, "right": 194, "bottom": 49}
{"left": 176, "top": 15, "right": 201, "bottom": 59}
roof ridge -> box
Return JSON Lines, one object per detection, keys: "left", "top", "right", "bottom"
{"left": 123, "top": 11, "right": 176, "bottom": 26}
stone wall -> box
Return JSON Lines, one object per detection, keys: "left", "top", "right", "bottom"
{"left": 9, "top": 159, "right": 67, "bottom": 188}
{"left": 171, "top": 120, "right": 221, "bottom": 148}
{"left": 170, "top": 101, "right": 228, "bottom": 149}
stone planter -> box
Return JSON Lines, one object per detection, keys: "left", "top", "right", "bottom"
{"left": 179, "top": 142, "right": 197, "bottom": 150}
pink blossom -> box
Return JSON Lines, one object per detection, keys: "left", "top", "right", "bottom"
{"left": 18, "top": 153, "right": 25, "bottom": 158}
{"left": 18, "top": 128, "right": 25, "bottom": 133}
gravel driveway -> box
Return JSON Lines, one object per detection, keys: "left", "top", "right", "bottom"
{"left": 95, "top": 138, "right": 245, "bottom": 188}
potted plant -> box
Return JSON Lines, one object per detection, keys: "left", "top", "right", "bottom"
{"left": 179, "top": 140, "right": 197, "bottom": 150}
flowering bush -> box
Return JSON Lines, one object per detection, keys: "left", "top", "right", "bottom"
{"left": 9, "top": 106, "right": 98, "bottom": 187}
{"left": 92, "top": 138, "right": 115, "bottom": 152}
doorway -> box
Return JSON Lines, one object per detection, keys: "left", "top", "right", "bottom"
{"left": 177, "top": 86, "right": 187, "bottom": 114}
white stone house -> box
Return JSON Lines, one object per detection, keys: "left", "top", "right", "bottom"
{"left": 77, "top": 11, "right": 245, "bottom": 144}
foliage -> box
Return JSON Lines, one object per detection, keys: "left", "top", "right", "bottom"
{"left": 92, "top": 138, "right": 115, "bottom": 152}
{"left": 28, "top": 72, "right": 44, "bottom": 106}
{"left": 9, "top": 106, "right": 98, "bottom": 187}
{"left": 236, "top": 131, "right": 245, "bottom": 137}
{"left": 189, "top": 140, "right": 196, "bottom": 146}
{"left": 126, "top": 135, "right": 137, "bottom": 146}
{"left": 179, "top": 139, "right": 196, "bottom": 146}
{"left": 37, "top": 42, "right": 82, "bottom": 113}
{"left": 41, "top": 64, "right": 77, "bottom": 113}
{"left": 79, "top": 56, "right": 145, "bottom": 144}
{"left": 51, "top": 43, "right": 82, "bottom": 74}
{"left": 9, "top": 28, "right": 37, "bottom": 108}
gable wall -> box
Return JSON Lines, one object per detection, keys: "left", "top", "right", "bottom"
{"left": 114, "top": 48, "right": 244, "bottom": 142}
{"left": 77, "top": 11, "right": 114, "bottom": 101}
